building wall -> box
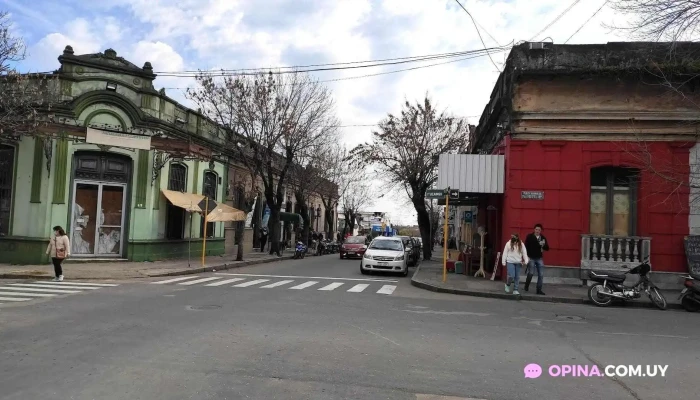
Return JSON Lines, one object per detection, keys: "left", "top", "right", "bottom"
{"left": 501, "top": 138, "right": 690, "bottom": 273}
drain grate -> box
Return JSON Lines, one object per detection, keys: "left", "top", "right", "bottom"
{"left": 556, "top": 314, "right": 583, "bottom": 321}
{"left": 186, "top": 305, "right": 222, "bottom": 311}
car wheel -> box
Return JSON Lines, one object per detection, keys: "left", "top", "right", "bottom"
{"left": 401, "top": 265, "right": 409, "bottom": 277}
{"left": 340, "top": 254, "right": 344, "bottom": 259}
{"left": 360, "top": 263, "right": 368, "bottom": 275}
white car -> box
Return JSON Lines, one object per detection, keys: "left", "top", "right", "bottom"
{"left": 360, "top": 237, "right": 409, "bottom": 276}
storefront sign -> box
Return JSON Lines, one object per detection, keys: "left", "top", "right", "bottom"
{"left": 86, "top": 128, "right": 151, "bottom": 150}
{"left": 521, "top": 191, "right": 544, "bottom": 200}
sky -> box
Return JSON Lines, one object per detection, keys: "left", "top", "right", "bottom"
{"left": 2, "top": 0, "right": 634, "bottom": 225}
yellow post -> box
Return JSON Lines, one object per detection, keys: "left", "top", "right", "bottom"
{"left": 443, "top": 191, "right": 449, "bottom": 283}
{"left": 201, "top": 197, "right": 209, "bottom": 267}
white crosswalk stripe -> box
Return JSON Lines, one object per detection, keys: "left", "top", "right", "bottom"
{"left": 150, "top": 275, "right": 398, "bottom": 295}
{"left": 0, "top": 281, "right": 119, "bottom": 307}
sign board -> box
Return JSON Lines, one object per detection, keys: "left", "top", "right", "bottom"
{"left": 463, "top": 211, "right": 473, "bottom": 223}
{"left": 449, "top": 189, "right": 459, "bottom": 200}
{"left": 684, "top": 236, "right": 700, "bottom": 276}
{"left": 437, "top": 198, "right": 478, "bottom": 206}
{"left": 86, "top": 128, "right": 151, "bottom": 150}
{"left": 521, "top": 190, "right": 544, "bottom": 200}
{"left": 198, "top": 198, "right": 218, "bottom": 213}
{"left": 426, "top": 189, "right": 446, "bottom": 199}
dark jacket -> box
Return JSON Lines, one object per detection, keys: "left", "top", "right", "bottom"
{"left": 524, "top": 233, "right": 549, "bottom": 259}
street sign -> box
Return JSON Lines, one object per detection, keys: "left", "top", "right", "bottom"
{"left": 426, "top": 189, "right": 447, "bottom": 199}
{"left": 449, "top": 189, "right": 459, "bottom": 200}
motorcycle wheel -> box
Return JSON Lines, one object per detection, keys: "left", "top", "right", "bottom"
{"left": 681, "top": 295, "right": 700, "bottom": 312}
{"left": 648, "top": 287, "right": 667, "bottom": 310}
{"left": 588, "top": 284, "right": 613, "bottom": 307}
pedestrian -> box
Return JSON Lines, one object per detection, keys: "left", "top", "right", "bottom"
{"left": 524, "top": 223, "right": 549, "bottom": 295}
{"left": 502, "top": 233, "right": 529, "bottom": 295}
{"left": 259, "top": 227, "right": 268, "bottom": 252}
{"left": 46, "top": 225, "right": 70, "bottom": 282}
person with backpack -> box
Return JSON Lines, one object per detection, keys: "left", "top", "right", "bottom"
{"left": 46, "top": 226, "right": 70, "bottom": 282}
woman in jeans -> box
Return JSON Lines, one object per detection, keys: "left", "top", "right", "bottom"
{"left": 46, "top": 225, "right": 70, "bottom": 281}
{"left": 502, "top": 233, "right": 529, "bottom": 295}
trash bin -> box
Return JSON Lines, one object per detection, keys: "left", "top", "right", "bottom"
{"left": 455, "top": 261, "right": 464, "bottom": 274}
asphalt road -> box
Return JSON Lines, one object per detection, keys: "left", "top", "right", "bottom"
{"left": 0, "top": 253, "right": 697, "bottom": 400}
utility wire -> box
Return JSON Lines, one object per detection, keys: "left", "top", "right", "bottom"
{"left": 453, "top": 0, "right": 502, "bottom": 72}
{"left": 529, "top": 0, "right": 582, "bottom": 41}
{"left": 564, "top": 0, "right": 610, "bottom": 44}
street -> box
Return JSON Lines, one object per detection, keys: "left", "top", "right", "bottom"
{"left": 0, "top": 255, "right": 697, "bottom": 400}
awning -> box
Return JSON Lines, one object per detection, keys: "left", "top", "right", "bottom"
{"left": 206, "top": 203, "right": 246, "bottom": 222}
{"left": 161, "top": 189, "right": 246, "bottom": 222}
{"left": 280, "top": 212, "right": 303, "bottom": 224}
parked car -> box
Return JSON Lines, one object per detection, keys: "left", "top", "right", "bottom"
{"left": 340, "top": 236, "right": 368, "bottom": 259}
{"left": 360, "top": 237, "right": 409, "bottom": 276}
{"left": 397, "top": 236, "right": 420, "bottom": 266}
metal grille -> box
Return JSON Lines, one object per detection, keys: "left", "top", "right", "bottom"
{"left": 168, "top": 164, "right": 187, "bottom": 192}
{"left": 0, "top": 145, "right": 14, "bottom": 236}
{"left": 374, "top": 256, "right": 395, "bottom": 261}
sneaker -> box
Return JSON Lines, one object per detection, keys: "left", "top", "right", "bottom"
{"left": 504, "top": 284, "right": 511, "bottom": 293}
{"left": 53, "top": 277, "right": 59, "bottom": 282}
{"left": 58, "top": 275, "right": 64, "bottom": 282}
{"left": 513, "top": 290, "right": 521, "bottom": 296}
{"left": 537, "top": 290, "right": 545, "bottom": 295}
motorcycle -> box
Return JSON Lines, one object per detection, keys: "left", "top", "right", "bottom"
{"left": 587, "top": 259, "right": 667, "bottom": 310}
{"left": 679, "top": 275, "right": 700, "bottom": 312}
{"left": 293, "top": 241, "right": 307, "bottom": 259}
{"left": 316, "top": 240, "right": 327, "bottom": 256}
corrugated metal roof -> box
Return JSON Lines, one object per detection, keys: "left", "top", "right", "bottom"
{"left": 437, "top": 154, "right": 505, "bottom": 194}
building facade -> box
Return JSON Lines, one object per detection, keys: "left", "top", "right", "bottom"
{"left": 447, "top": 42, "right": 700, "bottom": 288}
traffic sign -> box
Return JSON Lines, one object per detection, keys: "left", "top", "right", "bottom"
{"left": 449, "top": 189, "right": 459, "bottom": 199}
{"left": 426, "top": 189, "right": 447, "bottom": 199}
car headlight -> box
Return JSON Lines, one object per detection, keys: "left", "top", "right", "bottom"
{"left": 363, "top": 253, "right": 373, "bottom": 259}
{"left": 362, "top": 245, "right": 367, "bottom": 249}
{"left": 395, "top": 255, "right": 404, "bottom": 261}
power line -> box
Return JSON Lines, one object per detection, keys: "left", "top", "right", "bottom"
{"left": 529, "top": 0, "right": 582, "bottom": 41}
{"left": 564, "top": 0, "right": 610, "bottom": 44}
{"left": 453, "top": 0, "right": 502, "bottom": 72}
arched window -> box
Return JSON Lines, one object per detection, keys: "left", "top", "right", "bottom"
{"left": 200, "top": 171, "right": 218, "bottom": 238}
{"left": 166, "top": 164, "right": 188, "bottom": 239}
{"left": 0, "top": 145, "right": 15, "bottom": 236}
{"left": 589, "top": 167, "right": 638, "bottom": 236}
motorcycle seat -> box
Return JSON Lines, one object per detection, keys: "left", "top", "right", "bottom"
{"left": 589, "top": 270, "right": 627, "bottom": 282}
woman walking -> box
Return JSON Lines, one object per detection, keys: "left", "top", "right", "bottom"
{"left": 46, "top": 226, "right": 70, "bottom": 282}
{"left": 502, "top": 233, "right": 529, "bottom": 295}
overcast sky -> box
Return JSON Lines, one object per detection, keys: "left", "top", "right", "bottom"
{"left": 4, "top": 0, "right": 634, "bottom": 225}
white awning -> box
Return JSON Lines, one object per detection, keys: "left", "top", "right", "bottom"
{"left": 437, "top": 154, "right": 505, "bottom": 194}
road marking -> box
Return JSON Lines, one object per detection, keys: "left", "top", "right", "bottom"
{"left": 260, "top": 280, "right": 294, "bottom": 288}
{"left": 205, "top": 278, "right": 246, "bottom": 286}
{"left": 415, "top": 395, "right": 488, "bottom": 400}
{"left": 151, "top": 276, "right": 200, "bottom": 284}
{"left": 347, "top": 284, "right": 369, "bottom": 293}
{"left": 40, "top": 282, "right": 119, "bottom": 287}
{"left": 377, "top": 285, "right": 397, "bottom": 295}
{"left": 10, "top": 283, "right": 100, "bottom": 290}
{"left": 0, "top": 296, "right": 32, "bottom": 302}
{"left": 217, "top": 273, "right": 398, "bottom": 283}
{"left": 512, "top": 316, "right": 586, "bottom": 326}
{"left": 403, "top": 310, "right": 491, "bottom": 316}
{"left": 178, "top": 277, "right": 222, "bottom": 286}
{"left": 348, "top": 323, "right": 400, "bottom": 346}
{"left": 289, "top": 281, "right": 318, "bottom": 290}
{"left": 318, "top": 282, "right": 344, "bottom": 291}
{"left": 0, "top": 291, "right": 56, "bottom": 298}
{"left": 0, "top": 286, "right": 81, "bottom": 294}
{"left": 233, "top": 279, "right": 270, "bottom": 287}
{"left": 594, "top": 331, "right": 689, "bottom": 339}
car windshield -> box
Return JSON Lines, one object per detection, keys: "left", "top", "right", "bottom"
{"left": 369, "top": 240, "right": 403, "bottom": 251}
{"left": 345, "top": 236, "right": 365, "bottom": 244}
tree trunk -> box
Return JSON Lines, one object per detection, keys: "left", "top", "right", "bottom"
{"left": 413, "top": 197, "right": 433, "bottom": 260}
{"left": 267, "top": 206, "right": 282, "bottom": 256}
{"left": 235, "top": 221, "right": 245, "bottom": 261}
{"left": 325, "top": 208, "right": 334, "bottom": 239}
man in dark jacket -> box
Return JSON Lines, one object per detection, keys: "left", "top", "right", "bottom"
{"left": 524, "top": 223, "right": 549, "bottom": 295}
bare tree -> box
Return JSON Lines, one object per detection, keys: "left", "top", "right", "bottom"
{"left": 339, "top": 173, "right": 372, "bottom": 237}
{"left": 350, "top": 95, "right": 469, "bottom": 260}
{"left": 0, "top": 11, "right": 57, "bottom": 139}
{"left": 609, "top": 1, "right": 700, "bottom": 41}
{"left": 188, "top": 71, "right": 337, "bottom": 256}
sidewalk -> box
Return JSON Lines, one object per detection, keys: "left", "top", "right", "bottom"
{"left": 0, "top": 251, "right": 293, "bottom": 281}
{"left": 411, "top": 260, "right": 682, "bottom": 310}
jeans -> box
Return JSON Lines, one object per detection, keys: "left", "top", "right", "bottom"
{"left": 526, "top": 258, "right": 545, "bottom": 291}
{"left": 506, "top": 262, "right": 522, "bottom": 291}
{"left": 51, "top": 257, "right": 63, "bottom": 277}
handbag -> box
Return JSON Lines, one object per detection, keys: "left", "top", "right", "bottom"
{"left": 55, "top": 238, "right": 67, "bottom": 259}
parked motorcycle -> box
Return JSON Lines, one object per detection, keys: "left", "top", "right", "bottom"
{"left": 587, "top": 259, "right": 667, "bottom": 310}
{"left": 316, "top": 240, "right": 327, "bottom": 256}
{"left": 293, "top": 241, "right": 307, "bottom": 259}
{"left": 679, "top": 275, "right": 700, "bottom": 312}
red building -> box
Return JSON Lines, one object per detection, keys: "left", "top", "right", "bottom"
{"left": 442, "top": 42, "right": 700, "bottom": 289}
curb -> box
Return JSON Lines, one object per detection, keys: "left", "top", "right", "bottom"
{"left": 410, "top": 264, "right": 683, "bottom": 310}
{"left": 0, "top": 255, "right": 295, "bottom": 281}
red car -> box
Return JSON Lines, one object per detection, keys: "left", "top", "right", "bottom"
{"left": 340, "top": 236, "right": 369, "bottom": 259}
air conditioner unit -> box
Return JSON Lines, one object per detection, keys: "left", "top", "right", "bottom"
{"left": 529, "top": 42, "right": 547, "bottom": 50}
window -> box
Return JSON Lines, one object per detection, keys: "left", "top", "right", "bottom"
{"left": 0, "top": 145, "right": 15, "bottom": 236}
{"left": 589, "top": 167, "right": 638, "bottom": 236}
{"left": 166, "top": 164, "right": 187, "bottom": 239}
{"left": 200, "top": 171, "right": 218, "bottom": 238}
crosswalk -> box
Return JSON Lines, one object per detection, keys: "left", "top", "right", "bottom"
{"left": 0, "top": 281, "right": 119, "bottom": 306}
{"left": 151, "top": 274, "right": 398, "bottom": 295}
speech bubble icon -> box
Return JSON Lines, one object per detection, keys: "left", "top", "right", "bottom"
{"left": 524, "top": 363, "right": 543, "bottom": 379}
